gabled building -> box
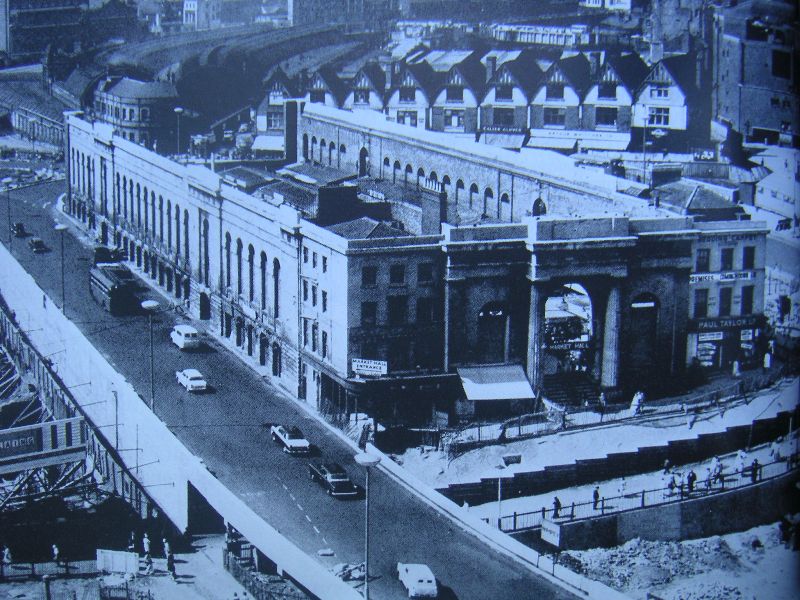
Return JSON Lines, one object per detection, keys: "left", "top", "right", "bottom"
{"left": 529, "top": 53, "right": 592, "bottom": 150}
{"left": 342, "top": 62, "right": 386, "bottom": 112}
{"left": 579, "top": 52, "right": 649, "bottom": 150}
{"left": 632, "top": 53, "right": 700, "bottom": 148}
{"left": 478, "top": 51, "right": 543, "bottom": 148}
{"left": 254, "top": 67, "right": 300, "bottom": 156}
{"left": 385, "top": 61, "right": 439, "bottom": 129}
{"left": 304, "top": 66, "right": 347, "bottom": 108}
{"left": 429, "top": 55, "right": 485, "bottom": 134}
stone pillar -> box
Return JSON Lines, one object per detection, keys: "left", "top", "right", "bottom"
{"left": 601, "top": 283, "right": 621, "bottom": 388}
{"left": 443, "top": 277, "right": 450, "bottom": 372}
{"left": 526, "top": 283, "right": 544, "bottom": 389}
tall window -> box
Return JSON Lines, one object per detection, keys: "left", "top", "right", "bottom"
{"left": 695, "top": 248, "right": 710, "bottom": 272}
{"left": 362, "top": 265, "right": 377, "bottom": 286}
{"left": 388, "top": 296, "right": 407, "bottom": 325}
{"left": 225, "top": 233, "right": 231, "bottom": 288}
{"left": 248, "top": 245, "right": 255, "bottom": 303}
{"left": 741, "top": 286, "right": 754, "bottom": 315}
{"left": 322, "top": 290, "right": 327, "bottom": 312}
{"left": 719, "top": 288, "right": 732, "bottom": 316}
{"left": 273, "top": 259, "right": 281, "bottom": 317}
{"left": 418, "top": 263, "right": 433, "bottom": 284}
{"left": 321, "top": 331, "right": 328, "bottom": 358}
{"left": 260, "top": 252, "right": 267, "bottom": 310}
{"left": 389, "top": 264, "right": 405, "bottom": 285}
{"left": 694, "top": 289, "right": 708, "bottom": 319}
{"left": 236, "top": 239, "right": 243, "bottom": 296}
{"left": 742, "top": 246, "right": 756, "bottom": 270}
{"left": 361, "top": 301, "right": 377, "bottom": 325}
{"left": 417, "top": 297, "right": 434, "bottom": 323}
{"left": 720, "top": 248, "right": 734, "bottom": 271}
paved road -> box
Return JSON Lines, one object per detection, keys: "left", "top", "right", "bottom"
{"left": 1, "top": 180, "right": 577, "bottom": 600}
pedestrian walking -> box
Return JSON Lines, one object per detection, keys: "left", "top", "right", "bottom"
{"left": 143, "top": 553, "right": 153, "bottom": 575}
{"left": 770, "top": 438, "right": 784, "bottom": 462}
{"left": 52, "top": 544, "right": 60, "bottom": 566}
{"left": 592, "top": 486, "right": 600, "bottom": 510}
{"left": 166, "top": 551, "right": 176, "bottom": 581}
{"left": 704, "top": 467, "right": 713, "bottom": 491}
{"left": 663, "top": 459, "right": 671, "bottom": 474}
{"left": 2, "top": 545, "right": 11, "bottom": 566}
{"left": 711, "top": 456, "right": 722, "bottom": 483}
{"left": 763, "top": 351, "right": 772, "bottom": 372}
{"left": 737, "top": 449, "right": 748, "bottom": 476}
{"left": 142, "top": 533, "right": 150, "bottom": 555}
{"left": 687, "top": 469, "right": 697, "bottom": 493}
{"left": 732, "top": 359, "right": 741, "bottom": 378}
{"left": 552, "top": 496, "right": 561, "bottom": 519}
{"left": 162, "top": 538, "right": 170, "bottom": 558}
{"left": 127, "top": 532, "right": 136, "bottom": 553}
{"left": 750, "top": 459, "right": 760, "bottom": 483}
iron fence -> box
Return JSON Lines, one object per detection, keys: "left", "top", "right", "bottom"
{"left": 223, "top": 550, "right": 307, "bottom": 600}
{"left": 484, "top": 456, "right": 797, "bottom": 533}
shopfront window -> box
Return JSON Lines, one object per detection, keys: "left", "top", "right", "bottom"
{"left": 694, "top": 289, "right": 708, "bottom": 319}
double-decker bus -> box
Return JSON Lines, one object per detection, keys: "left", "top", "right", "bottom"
{"left": 89, "top": 264, "right": 137, "bottom": 315}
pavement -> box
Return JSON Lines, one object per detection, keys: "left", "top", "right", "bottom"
{"left": 1, "top": 177, "right": 581, "bottom": 599}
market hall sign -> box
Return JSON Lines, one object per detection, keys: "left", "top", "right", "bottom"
{"left": 352, "top": 358, "right": 388, "bottom": 377}
{"left": 691, "top": 315, "right": 763, "bottom": 332}
{"left": 0, "top": 427, "right": 43, "bottom": 459}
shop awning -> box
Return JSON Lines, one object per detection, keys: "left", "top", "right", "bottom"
{"left": 457, "top": 365, "right": 535, "bottom": 401}
{"left": 252, "top": 135, "right": 284, "bottom": 152}
{"left": 481, "top": 132, "right": 527, "bottom": 149}
{"left": 578, "top": 136, "right": 630, "bottom": 151}
{"left": 527, "top": 136, "right": 577, "bottom": 150}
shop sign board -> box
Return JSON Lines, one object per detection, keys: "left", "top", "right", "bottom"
{"left": 540, "top": 519, "right": 561, "bottom": 548}
{"left": 0, "top": 426, "right": 43, "bottom": 459}
{"left": 690, "top": 271, "right": 756, "bottom": 284}
{"left": 699, "top": 332, "right": 724, "bottom": 342}
{"left": 691, "top": 315, "right": 763, "bottom": 332}
{"left": 352, "top": 358, "right": 388, "bottom": 376}
{"left": 740, "top": 329, "right": 753, "bottom": 341}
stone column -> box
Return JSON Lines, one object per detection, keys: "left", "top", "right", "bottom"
{"left": 526, "top": 283, "right": 544, "bottom": 389}
{"left": 601, "top": 283, "right": 621, "bottom": 388}
{"left": 443, "top": 277, "right": 451, "bottom": 372}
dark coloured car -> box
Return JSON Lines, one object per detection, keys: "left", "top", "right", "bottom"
{"left": 94, "top": 245, "right": 124, "bottom": 264}
{"left": 308, "top": 462, "right": 358, "bottom": 498}
{"left": 28, "top": 237, "right": 47, "bottom": 253}
{"left": 12, "top": 222, "right": 25, "bottom": 237}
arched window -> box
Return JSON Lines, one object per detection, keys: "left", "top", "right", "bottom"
{"left": 320, "top": 138, "right": 326, "bottom": 163}
{"left": 429, "top": 171, "right": 438, "bottom": 183}
{"left": 158, "top": 196, "right": 164, "bottom": 240}
{"left": 404, "top": 164, "right": 413, "bottom": 185}
{"left": 183, "top": 209, "right": 189, "bottom": 260}
{"left": 328, "top": 141, "right": 335, "bottom": 165}
{"left": 393, "top": 160, "right": 401, "bottom": 183}
{"left": 456, "top": 179, "right": 464, "bottom": 202}
{"left": 225, "top": 233, "right": 232, "bottom": 288}
{"left": 483, "top": 188, "right": 494, "bottom": 216}
{"left": 202, "top": 219, "right": 210, "bottom": 285}
{"left": 469, "top": 183, "right": 479, "bottom": 208}
{"left": 442, "top": 175, "right": 451, "bottom": 187}
{"left": 302, "top": 134, "right": 309, "bottom": 160}
{"left": 122, "top": 176, "right": 128, "bottom": 218}
{"left": 339, "top": 144, "right": 346, "bottom": 161}
{"left": 142, "top": 186, "right": 148, "bottom": 231}
{"left": 272, "top": 342, "right": 282, "bottom": 376}
{"left": 532, "top": 197, "right": 547, "bottom": 216}
{"left": 383, "top": 156, "right": 390, "bottom": 178}
{"left": 151, "top": 191, "right": 157, "bottom": 236}
{"left": 273, "top": 259, "right": 281, "bottom": 318}
{"left": 359, "top": 147, "right": 369, "bottom": 177}
{"left": 260, "top": 251, "right": 267, "bottom": 310}
{"left": 136, "top": 183, "right": 141, "bottom": 227}
{"left": 416, "top": 167, "right": 425, "bottom": 187}
{"left": 236, "top": 238, "right": 243, "bottom": 296}
{"left": 248, "top": 244, "right": 255, "bottom": 303}
{"left": 174, "top": 204, "right": 181, "bottom": 255}
{"left": 311, "top": 136, "right": 317, "bottom": 163}
{"left": 166, "top": 199, "right": 172, "bottom": 248}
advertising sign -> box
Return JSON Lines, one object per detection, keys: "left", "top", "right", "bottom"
{"left": 690, "top": 271, "right": 755, "bottom": 284}
{"left": 0, "top": 426, "right": 43, "bottom": 459}
{"left": 698, "top": 332, "right": 724, "bottom": 342}
{"left": 540, "top": 519, "right": 561, "bottom": 548}
{"left": 352, "top": 358, "right": 388, "bottom": 377}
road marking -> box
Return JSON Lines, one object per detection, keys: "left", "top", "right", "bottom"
{"left": 282, "top": 484, "right": 288, "bottom": 491}
{"left": 296, "top": 503, "right": 303, "bottom": 511}
{"left": 305, "top": 515, "right": 311, "bottom": 523}
{"left": 289, "top": 493, "right": 295, "bottom": 501}
{"left": 322, "top": 538, "right": 328, "bottom": 545}
{"left": 313, "top": 526, "right": 320, "bottom": 534}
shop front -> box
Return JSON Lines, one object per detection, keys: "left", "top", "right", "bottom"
{"left": 687, "top": 314, "right": 766, "bottom": 370}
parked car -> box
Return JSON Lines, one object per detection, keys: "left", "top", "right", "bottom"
{"left": 170, "top": 324, "right": 201, "bottom": 350}
{"left": 28, "top": 237, "right": 47, "bottom": 253}
{"left": 397, "top": 563, "right": 438, "bottom": 598}
{"left": 308, "top": 462, "right": 358, "bottom": 497}
{"left": 12, "top": 222, "right": 25, "bottom": 237}
{"left": 176, "top": 368, "right": 208, "bottom": 392}
{"left": 270, "top": 425, "right": 310, "bottom": 454}
{"left": 93, "top": 245, "right": 124, "bottom": 264}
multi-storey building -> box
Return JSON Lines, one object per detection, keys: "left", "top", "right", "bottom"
{"left": 0, "top": 0, "right": 82, "bottom": 57}
{"left": 182, "top": 0, "right": 220, "bottom": 30}
{"left": 712, "top": 0, "right": 798, "bottom": 146}
{"left": 92, "top": 77, "right": 179, "bottom": 149}
{"left": 66, "top": 104, "right": 766, "bottom": 425}
{"left": 687, "top": 221, "right": 768, "bottom": 369}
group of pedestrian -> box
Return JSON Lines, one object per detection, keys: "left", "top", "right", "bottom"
{"left": 132, "top": 532, "right": 176, "bottom": 581}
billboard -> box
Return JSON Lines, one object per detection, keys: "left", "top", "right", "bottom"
{"left": 0, "top": 426, "right": 43, "bottom": 459}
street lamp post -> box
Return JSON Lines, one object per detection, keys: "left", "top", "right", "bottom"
{"left": 141, "top": 300, "right": 159, "bottom": 411}
{"left": 6, "top": 187, "right": 12, "bottom": 251}
{"left": 54, "top": 224, "right": 67, "bottom": 313}
{"left": 354, "top": 452, "right": 381, "bottom": 600}
{"left": 174, "top": 107, "right": 185, "bottom": 154}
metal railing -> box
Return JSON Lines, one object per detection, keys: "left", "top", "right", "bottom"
{"left": 483, "top": 456, "right": 797, "bottom": 533}
{"left": 223, "top": 550, "right": 307, "bottom": 600}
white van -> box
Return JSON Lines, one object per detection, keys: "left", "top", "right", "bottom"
{"left": 170, "top": 324, "right": 201, "bottom": 350}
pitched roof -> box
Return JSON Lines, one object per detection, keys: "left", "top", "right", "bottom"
{"left": 399, "top": 61, "right": 442, "bottom": 98}
{"left": 326, "top": 216, "right": 411, "bottom": 240}
{"left": 105, "top": 77, "right": 178, "bottom": 100}
{"left": 555, "top": 53, "right": 592, "bottom": 97}
{"left": 311, "top": 65, "right": 348, "bottom": 104}
{"left": 451, "top": 55, "right": 486, "bottom": 97}
{"left": 605, "top": 52, "right": 649, "bottom": 93}
{"left": 357, "top": 62, "right": 386, "bottom": 93}
{"left": 498, "top": 50, "right": 545, "bottom": 97}
{"left": 660, "top": 53, "right": 699, "bottom": 100}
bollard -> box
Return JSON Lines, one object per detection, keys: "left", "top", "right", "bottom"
{"left": 641, "top": 490, "right": 646, "bottom": 507}
{"left": 43, "top": 574, "right": 52, "bottom": 600}
{"left": 570, "top": 502, "right": 575, "bottom": 520}
{"left": 513, "top": 512, "right": 518, "bottom": 530}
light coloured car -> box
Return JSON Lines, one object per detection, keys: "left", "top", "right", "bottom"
{"left": 170, "top": 324, "right": 201, "bottom": 350}
{"left": 176, "top": 368, "right": 207, "bottom": 392}
{"left": 397, "top": 563, "right": 438, "bottom": 599}
{"left": 270, "top": 425, "right": 311, "bottom": 454}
